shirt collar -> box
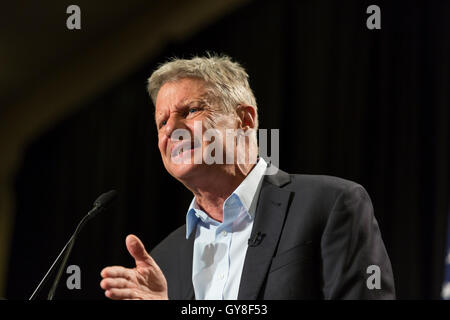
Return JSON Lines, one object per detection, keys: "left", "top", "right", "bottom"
{"left": 185, "top": 158, "right": 267, "bottom": 239}
{"left": 231, "top": 157, "right": 267, "bottom": 217}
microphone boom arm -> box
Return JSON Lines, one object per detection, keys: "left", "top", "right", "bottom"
{"left": 28, "top": 190, "right": 116, "bottom": 300}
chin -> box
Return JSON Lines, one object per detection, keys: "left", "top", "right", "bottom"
{"left": 167, "top": 162, "right": 202, "bottom": 181}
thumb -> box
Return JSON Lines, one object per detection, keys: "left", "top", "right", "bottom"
{"left": 126, "top": 234, "right": 154, "bottom": 268}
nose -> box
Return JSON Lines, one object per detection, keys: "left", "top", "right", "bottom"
{"left": 163, "top": 115, "right": 185, "bottom": 139}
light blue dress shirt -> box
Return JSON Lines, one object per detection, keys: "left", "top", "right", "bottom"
{"left": 185, "top": 158, "right": 268, "bottom": 300}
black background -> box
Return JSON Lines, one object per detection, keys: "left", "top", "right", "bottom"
{"left": 5, "top": 0, "right": 450, "bottom": 299}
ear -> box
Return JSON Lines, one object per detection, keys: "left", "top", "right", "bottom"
{"left": 236, "top": 105, "right": 256, "bottom": 131}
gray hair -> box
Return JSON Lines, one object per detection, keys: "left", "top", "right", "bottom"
{"left": 147, "top": 54, "right": 258, "bottom": 130}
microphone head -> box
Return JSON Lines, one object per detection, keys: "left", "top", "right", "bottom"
{"left": 93, "top": 190, "right": 118, "bottom": 208}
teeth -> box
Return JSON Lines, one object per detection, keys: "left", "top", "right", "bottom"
{"left": 173, "top": 140, "right": 197, "bottom": 158}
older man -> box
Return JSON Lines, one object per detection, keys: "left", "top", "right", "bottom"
{"left": 100, "top": 54, "right": 395, "bottom": 300}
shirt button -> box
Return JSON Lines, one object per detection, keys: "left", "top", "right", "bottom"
{"left": 219, "top": 273, "right": 225, "bottom": 280}
{"left": 222, "top": 231, "right": 228, "bottom": 237}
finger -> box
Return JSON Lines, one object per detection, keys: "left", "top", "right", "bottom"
{"left": 105, "top": 288, "right": 138, "bottom": 300}
{"left": 126, "top": 234, "right": 156, "bottom": 268}
{"left": 101, "top": 266, "right": 135, "bottom": 280}
{"left": 100, "top": 277, "right": 133, "bottom": 290}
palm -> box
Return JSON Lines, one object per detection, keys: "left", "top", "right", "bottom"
{"left": 100, "top": 235, "right": 168, "bottom": 300}
{"left": 132, "top": 264, "right": 167, "bottom": 298}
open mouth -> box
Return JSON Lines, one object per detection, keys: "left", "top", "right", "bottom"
{"left": 170, "top": 139, "right": 201, "bottom": 160}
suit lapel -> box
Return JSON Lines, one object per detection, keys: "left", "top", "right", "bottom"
{"left": 238, "top": 170, "right": 292, "bottom": 299}
{"left": 180, "top": 233, "right": 195, "bottom": 300}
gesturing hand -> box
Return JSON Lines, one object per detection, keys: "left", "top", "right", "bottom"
{"left": 100, "top": 234, "right": 168, "bottom": 300}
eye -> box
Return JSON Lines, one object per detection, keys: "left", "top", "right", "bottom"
{"left": 188, "top": 108, "right": 199, "bottom": 114}
{"left": 159, "top": 119, "right": 167, "bottom": 128}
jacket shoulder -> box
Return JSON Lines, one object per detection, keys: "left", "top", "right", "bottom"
{"left": 274, "top": 172, "right": 373, "bottom": 235}
{"left": 151, "top": 224, "right": 186, "bottom": 258}
{"left": 275, "top": 171, "right": 368, "bottom": 202}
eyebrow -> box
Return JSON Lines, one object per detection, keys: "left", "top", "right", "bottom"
{"left": 177, "top": 99, "right": 205, "bottom": 109}
{"left": 154, "top": 99, "right": 207, "bottom": 123}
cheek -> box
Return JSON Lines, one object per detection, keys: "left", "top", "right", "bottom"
{"left": 157, "top": 135, "right": 167, "bottom": 156}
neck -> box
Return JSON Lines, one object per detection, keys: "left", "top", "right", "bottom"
{"left": 184, "top": 163, "right": 255, "bottom": 222}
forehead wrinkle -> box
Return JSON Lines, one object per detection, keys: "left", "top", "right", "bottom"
{"left": 173, "top": 98, "right": 209, "bottom": 113}
{"left": 154, "top": 80, "right": 209, "bottom": 123}
{"left": 154, "top": 99, "right": 198, "bottom": 124}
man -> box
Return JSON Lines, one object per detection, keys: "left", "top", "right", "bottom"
{"left": 100, "top": 54, "right": 395, "bottom": 300}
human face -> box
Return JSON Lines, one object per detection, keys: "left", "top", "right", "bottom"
{"left": 155, "top": 78, "right": 232, "bottom": 181}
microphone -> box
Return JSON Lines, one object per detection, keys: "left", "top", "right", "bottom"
{"left": 29, "top": 190, "right": 117, "bottom": 300}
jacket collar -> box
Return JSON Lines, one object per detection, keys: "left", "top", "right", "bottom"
{"left": 237, "top": 168, "right": 292, "bottom": 299}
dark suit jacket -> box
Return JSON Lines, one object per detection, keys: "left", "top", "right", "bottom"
{"left": 150, "top": 168, "right": 396, "bottom": 299}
